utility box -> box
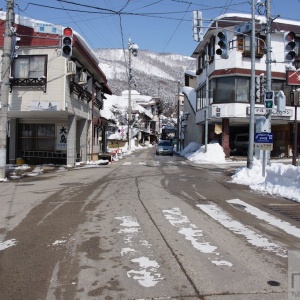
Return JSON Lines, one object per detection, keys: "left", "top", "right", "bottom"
{"left": 256, "top": 116, "right": 270, "bottom": 133}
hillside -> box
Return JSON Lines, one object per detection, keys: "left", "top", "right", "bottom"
{"left": 95, "top": 49, "right": 196, "bottom": 116}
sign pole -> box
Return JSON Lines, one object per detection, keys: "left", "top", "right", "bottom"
{"left": 292, "top": 88, "right": 298, "bottom": 166}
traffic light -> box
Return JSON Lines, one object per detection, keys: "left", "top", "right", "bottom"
{"left": 284, "top": 31, "right": 296, "bottom": 63}
{"left": 61, "top": 27, "right": 73, "bottom": 58}
{"left": 216, "top": 30, "right": 229, "bottom": 59}
{"left": 264, "top": 91, "right": 274, "bottom": 110}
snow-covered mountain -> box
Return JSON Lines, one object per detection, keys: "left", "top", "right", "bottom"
{"left": 95, "top": 49, "right": 195, "bottom": 116}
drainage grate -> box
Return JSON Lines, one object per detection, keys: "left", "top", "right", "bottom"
{"left": 267, "top": 203, "right": 300, "bottom": 221}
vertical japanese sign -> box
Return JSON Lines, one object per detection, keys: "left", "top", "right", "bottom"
{"left": 56, "top": 123, "right": 67, "bottom": 150}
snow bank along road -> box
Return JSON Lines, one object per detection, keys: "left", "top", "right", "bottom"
{"left": 0, "top": 148, "right": 298, "bottom": 300}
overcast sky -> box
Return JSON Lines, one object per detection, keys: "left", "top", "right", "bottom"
{"left": 2, "top": 0, "right": 300, "bottom": 56}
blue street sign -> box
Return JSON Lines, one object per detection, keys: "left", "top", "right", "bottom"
{"left": 254, "top": 133, "right": 273, "bottom": 143}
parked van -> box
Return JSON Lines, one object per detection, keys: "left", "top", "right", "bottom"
{"left": 234, "top": 133, "right": 249, "bottom": 154}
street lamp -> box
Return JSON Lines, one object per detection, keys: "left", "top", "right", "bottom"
{"left": 127, "top": 38, "right": 138, "bottom": 151}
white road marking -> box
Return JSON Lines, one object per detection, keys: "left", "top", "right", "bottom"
{"left": 227, "top": 199, "right": 300, "bottom": 238}
{"left": 115, "top": 216, "right": 164, "bottom": 287}
{"left": 162, "top": 207, "right": 233, "bottom": 267}
{"left": 197, "top": 203, "right": 287, "bottom": 257}
{"left": 0, "top": 239, "right": 17, "bottom": 251}
{"left": 127, "top": 257, "right": 164, "bottom": 287}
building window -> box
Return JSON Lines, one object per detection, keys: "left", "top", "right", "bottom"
{"left": 213, "top": 77, "right": 235, "bottom": 103}
{"left": 196, "top": 86, "right": 205, "bottom": 110}
{"left": 236, "top": 78, "right": 249, "bottom": 102}
{"left": 196, "top": 52, "right": 205, "bottom": 75}
{"left": 19, "top": 124, "right": 55, "bottom": 151}
{"left": 13, "top": 55, "right": 47, "bottom": 79}
{"left": 237, "top": 35, "right": 265, "bottom": 58}
{"left": 211, "top": 76, "right": 250, "bottom": 103}
{"left": 208, "top": 38, "right": 215, "bottom": 63}
{"left": 196, "top": 82, "right": 213, "bottom": 111}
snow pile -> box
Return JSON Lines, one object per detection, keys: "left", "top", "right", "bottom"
{"left": 181, "top": 143, "right": 226, "bottom": 164}
{"left": 181, "top": 142, "right": 300, "bottom": 203}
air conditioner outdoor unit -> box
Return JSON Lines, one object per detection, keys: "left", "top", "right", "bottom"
{"left": 78, "top": 72, "right": 87, "bottom": 84}
{"left": 67, "top": 61, "right": 76, "bottom": 74}
{"left": 210, "top": 105, "right": 221, "bottom": 118}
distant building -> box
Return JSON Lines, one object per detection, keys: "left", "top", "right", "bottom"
{"left": 102, "top": 90, "right": 162, "bottom": 146}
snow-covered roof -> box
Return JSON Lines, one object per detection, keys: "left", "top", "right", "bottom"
{"left": 1, "top": 12, "right": 100, "bottom": 66}
{"left": 213, "top": 12, "right": 300, "bottom": 28}
{"left": 100, "top": 109, "right": 116, "bottom": 121}
{"left": 185, "top": 70, "right": 196, "bottom": 77}
{"left": 121, "top": 90, "right": 153, "bottom": 103}
{"left": 182, "top": 86, "right": 196, "bottom": 113}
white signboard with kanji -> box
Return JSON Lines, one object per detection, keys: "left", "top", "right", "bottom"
{"left": 56, "top": 123, "right": 67, "bottom": 150}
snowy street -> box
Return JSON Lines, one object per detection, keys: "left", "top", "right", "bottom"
{"left": 0, "top": 147, "right": 299, "bottom": 299}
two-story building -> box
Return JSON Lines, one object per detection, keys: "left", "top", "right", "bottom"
{"left": 103, "top": 90, "right": 163, "bottom": 146}
{"left": 0, "top": 13, "right": 112, "bottom": 166}
{"left": 190, "top": 13, "right": 300, "bottom": 157}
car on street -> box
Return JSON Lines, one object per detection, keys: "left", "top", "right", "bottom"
{"left": 234, "top": 133, "right": 249, "bottom": 154}
{"left": 156, "top": 140, "right": 174, "bottom": 156}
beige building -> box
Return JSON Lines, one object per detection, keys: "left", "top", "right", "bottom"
{"left": 0, "top": 13, "right": 112, "bottom": 166}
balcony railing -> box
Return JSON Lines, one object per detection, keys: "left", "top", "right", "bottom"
{"left": 70, "top": 82, "right": 103, "bottom": 109}
{"left": 10, "top": 77, "right": 47, "bottom": 92}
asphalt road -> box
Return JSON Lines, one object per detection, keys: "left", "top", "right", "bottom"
{"left": 0, "top": 148, "right": 299, "bottom": 300}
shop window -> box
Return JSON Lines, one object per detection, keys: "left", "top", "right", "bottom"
{"left": 19, "top": 124, "right": 55, "bottom": 151}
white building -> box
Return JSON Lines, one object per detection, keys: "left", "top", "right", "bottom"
{"left": 189, "top": 13, "right": 300, "bottom": 157}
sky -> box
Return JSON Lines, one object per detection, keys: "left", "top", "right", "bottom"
{"left": 2, "top": 0, "right": 300, "bottom": 56}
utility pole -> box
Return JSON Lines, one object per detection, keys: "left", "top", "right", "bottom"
{"left": 0, "top": 0, "right": 14, "bottom": 179}
{"left": 247, "top": 0, "right": 256, "bottom": 169}
{"left": 204, "top": 48, "right": 209, "bottom": 153}
{"left": 176, "top": 80, "right": 180, "bottom": 152}
{"left": 127, "top": 45, "right": 132, "bottom": 151}
{"left": 127, "top": 38, "right": 138, "bottom": 152}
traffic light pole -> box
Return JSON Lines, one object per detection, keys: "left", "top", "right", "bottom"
{"left": 247, "top": 0, "right": 256, "bottom": 169}
{"left": 0, "top": 0, "right": 14, "bottom": 180}
{"left": 262, "top": 0, "right": 272, "bottom": 176}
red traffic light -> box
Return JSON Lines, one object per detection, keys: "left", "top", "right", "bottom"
{"left": 62, "top": 27, "right": 73, "bottom": 58}
{"left": 63, "top": 27, "right": 73, "bottom": 37}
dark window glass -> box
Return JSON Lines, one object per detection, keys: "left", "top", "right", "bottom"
{"left": 236, "top": 78, "right": 250, "bottom": 102}
{"left": 214, "top": 77, "right": 235, "bottom": 103}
